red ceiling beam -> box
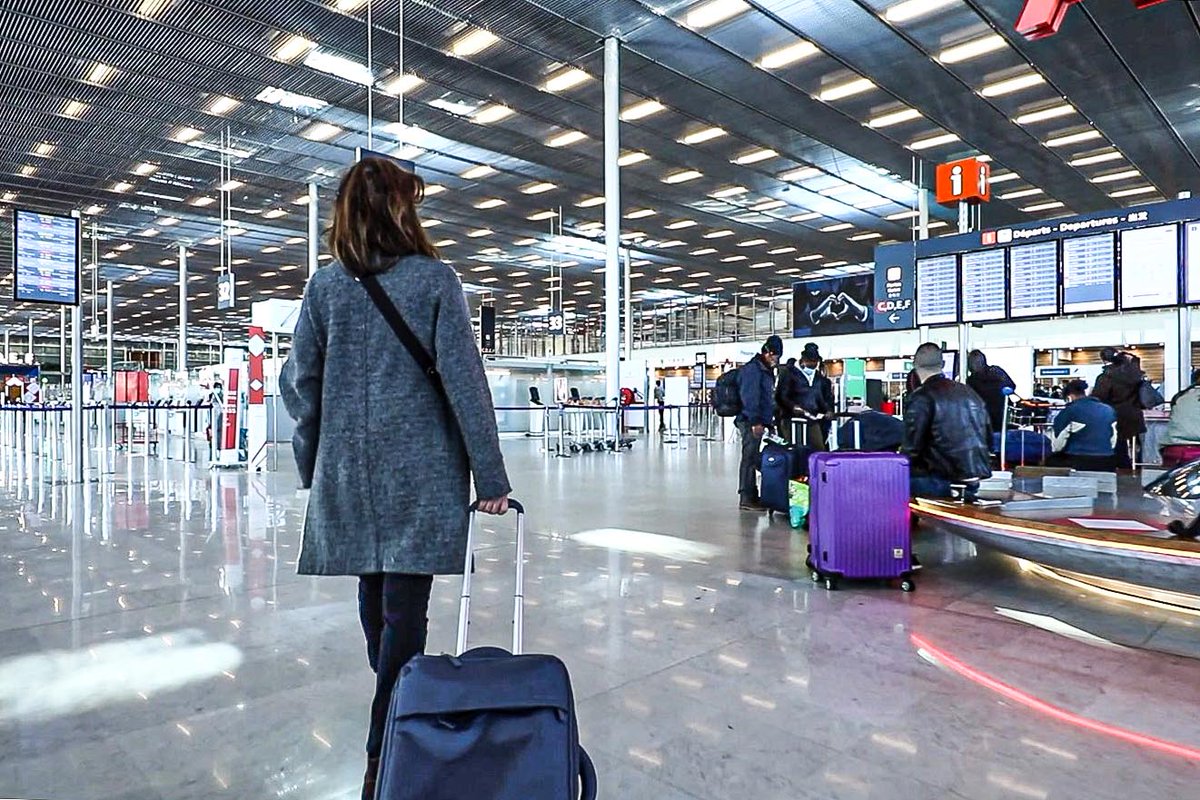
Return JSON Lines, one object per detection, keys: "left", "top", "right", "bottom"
{"left": 1016, "top": 0, "right": 1170, "bottom": 40}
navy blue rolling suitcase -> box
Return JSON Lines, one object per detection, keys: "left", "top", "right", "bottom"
{"left": 375, "top": 501, "right": 598, "bottom": 800}
{"left": 760, "top": 442, "right": 793, "bottom": 513}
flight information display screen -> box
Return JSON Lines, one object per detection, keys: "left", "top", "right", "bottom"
{"left": 1120, "top": 224, "right": 1179, "bottom": 309}
{"left": 1187, "top": 222, "right": 1200, "bottom": 305}
{"left": 960, "top": 249, "right": 1006, "bottom": 322}
{"left": 1062, "top": 233, "right": 1116, "bottom": 314}
{"left": 13, "top": 209, "right": 79, "bottom": 305}
{"left": 1009, "top": 241, "right": 1059, "bottom": 318}
{"left": 916, "top": 254, "right": 958, "bottom": 326}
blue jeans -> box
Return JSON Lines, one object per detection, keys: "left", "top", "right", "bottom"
{"left": 358, "top": 573, "right": 434, "bottom": 757}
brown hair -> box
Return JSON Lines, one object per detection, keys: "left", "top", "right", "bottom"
{"left": 327, "top": 156, "right": 439, "bottom": 276}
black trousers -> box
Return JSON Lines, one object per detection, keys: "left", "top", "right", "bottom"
{"left": 1045, "top": 451, "right": 1119, "bottom": 471}
{"left": 358, "top": 573, "right": 434, "bottom": 758}
{"left": 735, "top": 419, "right": 762, "bottom": 500}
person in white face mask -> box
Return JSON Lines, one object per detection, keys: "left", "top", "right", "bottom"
{"left": 777, "top": 343, "right": 835, "bottom": 448}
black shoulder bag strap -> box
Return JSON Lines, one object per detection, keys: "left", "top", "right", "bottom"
{"left": 358, "top": 272, "right": 445, "bottom": 394}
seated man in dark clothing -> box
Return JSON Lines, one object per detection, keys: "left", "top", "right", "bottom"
{"left": 1046, "top": 379, "right": 1119, "bottom": 471}
{"left": 966, "top": 350, "right": 1016, "bottom": 432}
{"left": 903, "top": 343, "right": 993, "bottom": 498}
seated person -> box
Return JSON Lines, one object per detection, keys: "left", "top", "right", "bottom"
{"left": 902, "top": 343, "right": 992, "bottom": 498}
{"left": 1045, "top": 379, "right": 1119, "bottom": 471}
{"left": 1162, "top": 369, "right": 1200, "bottom": 467}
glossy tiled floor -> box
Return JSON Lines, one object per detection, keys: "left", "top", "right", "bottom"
{"left": 1, "top": 433, "right": 1200, "bottom": 799}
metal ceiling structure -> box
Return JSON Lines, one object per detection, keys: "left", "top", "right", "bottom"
{"left": 0, "top": 0, "right": 1191, "bottom": 344}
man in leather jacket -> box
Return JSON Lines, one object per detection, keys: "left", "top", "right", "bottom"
{"left": 903, "top": 343, "right": 993, "bottom": 498}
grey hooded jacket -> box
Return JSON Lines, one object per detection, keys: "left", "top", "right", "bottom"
{"left": 281, "top": 255, "right": 511, "bottom": 576}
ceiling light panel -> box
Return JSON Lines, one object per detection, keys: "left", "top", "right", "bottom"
{"left": 711, "top": 185, "right": 747, "bottom": 198}
{"left": 1109, "top": 186, "right": 1157, "bottom": 198}
{"left": 1022, "top": 201, "right": 1066, "bottom": 212}
{"left": 522, "top": 182, "right": 556, "bottom": 194}
{"left": 62, "top": 100, "right": 89, "bottom": 118}
{"left": 938, "top": 34, "right": 1006, "bottom": 64}
{"left": 472, "top": 104, "right": 515, "bottom": 125}
{"left": 780, "top": 166, "right": 821, "bottom": 182}
{"left": 31, "top": 142, "right": 55, "bottom": 157}
{"left": 980, "top": 72, "right": 1045, "bottom": 97}
{"left": 474, "top": 198, "right": 506, "bottom": 209}
{"left": 1045, "top": 130, "right": 1103, "bottom": 147}
{"left": 618, "top": 151, "right": 651, "bottom": 166}
{"left": 302, "top": 121, "right": 342, "bottom": 141}
{"left": 818, "top": 77, "right": 875, "bottom": 102}
{"left": 884, "top": 0, "right": 957, "bottom": 22}
{"left": 379, "top": 73, "right": 423, "bottom": 96}
{"left": 684, "top": 0, "right": 751, "bottom": 30}
{"left": 791, "top": 212, "right": 821, "bottom": 222}
{"left": 868, "top": 107, "right": 922, "bottom": 128}
{"left": 450, "top": 28, "right": 499, "bottom": 57}
{"left": 172, "top": 125, "right": 202, "bottom": 142}
{"left": 988, "top": 171, "right": 1020, "bottom": 183}
{"left": 1014, "top": 103, "right": 1076, "bottom": 125}
{"left": 208, "top": 95, "right": 240, "bottom": 115}
{"left": 758, "top": 40, "right": 819, "bottom": 69}
{"left": 86, "top": 62, "right": 116, "bottom": 85}
{"left": 1090, "top": 169, "right": 1140, "bottom": 184}
{"left": 275, "top": 34, "right": 314, "bottom": 62}
{"left": 547, "top": 130, "right": 588, "bottom": 147}
{"left": 821, "top": 223, "right": 853, "bottom": 232}
{"left": 543, "top": 67, "right": 591, "bottom": 92}
{"left": 680, "top": 126, "right": 726, "bottom": 145}
{"left": 733, "top": 148, "right": 778, "bottom": 165}
{"left": 666, "top": 220, "right": 698, "bottom": 229}
{"left": 663, "top": 169, "right": 703, "bottom": 184}
{"left": 461, "top": 164, "right": 497, "bottom": 180}
{"left": 999, "top": 187, "right": 1043, "bottom": 200}
{"left": 621, "top": 99, "right": 666, "bottom": 121}
{"left": 304, "top": 49, "right": 373, "bottom": 85}
{"left": 909, "top": 132, "right": 959, "bottom": 150}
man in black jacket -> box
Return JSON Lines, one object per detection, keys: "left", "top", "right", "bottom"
{"left": 903, "top": 343, "right": 993, "bottom": 498}
{"left": 1093, "top": 347, "right": 1146, "bottom": 468}
{"left": 778, "top": 343, "right": 835, "bottom": 447}
{"left": 966, "top": 350, "right": 1016, "bottom": 432}
{"left": 736, "top": 336, "right": 782, "bottom": 511}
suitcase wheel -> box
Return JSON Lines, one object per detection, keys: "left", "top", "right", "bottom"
{"left": 810, "top": 570, "right": 821, "bottom": 584}
{"left": 823, "top": 577, "right": 837, "bottom": 591}
{"left": 900, "top": 578, "right": 916, "bottom": 593}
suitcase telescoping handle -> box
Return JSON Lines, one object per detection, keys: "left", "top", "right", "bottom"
{"left": 457, "top": 499, "right": 526, "bottom": 657}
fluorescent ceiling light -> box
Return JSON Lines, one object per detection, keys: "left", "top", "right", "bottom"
{"left": 733, "top": 148, "right": 778, "bottom": 165}
{"left": 621, "top": 99, "right": 665, "bottom": 121}
{"left": 425, "top": 184, "right": 446, "bottom": 196}
{"left": 522, "top": 182, "right": 556, "bottom": 194}
{"left": 159, "top": 216, "right": 180, "bottom": 226}
{"left": 335, "top": 0, "right": 367, "bottom": 9}
{"left": 528, "top": 211, "right": 559, "bottom": 222}
{"left": 1109, "top": 186, "right": 1157, "bottom": 198}
{"left": 704, "top": 229, "right": 734, "bottom": 239}
{"left": 685, "top": 0, "right": 751, "bottom": 30}
{"left": 711, "top": 185, "right": 748, "bottom": 198}
{"left": 577, "top": 196, "right": 605, "bottom": 207}
{"left": 258, "top": 91, "right": 326, "bottom": 120}
{"left": 378, "top": 73, "right": 423, "bottom": 96}
{"left": 821, "top": 222, "right": 853, "bottom": 232}
{"left": 275, "top": 35, "right": 314, "bottom": 62}
{"left": 618, "top": 151, "right": 651, "bottom": 166}
{"left": 999, "top": 187, "right": 1043, "bottom": 200}
{"left": 467, "top": 229, "right": 493, "bottom": 238}
{"left": 691, "top": 249, "right": 717, "bottom": 257}
{"left": 421, "top": 220, "right": 442, "bottom": 228}
{"left": 680, "top": 127, "right": 726, "bottom": 145}
{"left": 543, "top": 67, "right": 591, "bottom": 92}
{"left": 31, "top": 142, "right": 55, "bottom": 157}
{"left": 17, "top": 165, "right": 36, "bottom": 177}
{"left": 434, "top": 239, "right": 457, "bottom": 247}
{"left": 172, "top": 125, "right": 203, "bottom": 142}
{"left": 989, "top": 171, "right": 1020, "bottom": 183}
{"left": 1045, "top": 130, "right": 1102, "bottom": 147}
{"left": 513, "top": 240, "right": 537, "bottom": 247}
{"left": 751, "top": 199, "right": 787, "bottom": 212}
{"left": 626, "top": 208, "right": 657, "bottom": 219}
{"left": 136, "top": 0, "right": 172, "bottom": 16}
{"left": 721, "top": 255, "right": 747, "bottom": 263}
{"left": 769, "top": 246, "right": 797, "bottom": 254}
{"left": 474, "top": 198, "right": 506, "bottom": 209}
{"left": 796, "top": 253, "right": 824, "bottom": 261}
{"left": 780, "top": 166, "right": 821, "bottom": 182}
{"left": 886, "top": 210, "right": 920, "bottom": 220}
{"left": 1022, "top": 201, "right": 1065, "bottom": 212}
{"left": 868, "top": 107, "right": 922, "bottom": 128}
{"left": 219, "top": 179, "right": 244, "bottom": 191}
{"left": 758, "top": 40, "right": 819, "bottom": 69}
{"left": 473, "top": 104, "right": 514, "bottom": 124}
{"left": 818, "top": 77, "right": 874, "bottom": 102}
{"left": 111, "top": 181, "right": 133, "bottom": 192}
{"left": 910, "top": 132, "right": 959, "bottom": 150}
{"left": 666, "top": 220, "right": 698, "bottom": 229}
{"left": 302, "top": 121, "right": 342, "bottom": 141}
{"left": 132, "top": 162, "right": 157, "bottom": 175}
{"left": 461, "top": 164, "right": 497, "bottom": 180}
{"left": 739, "top": 238, "right": 768, "bottom": 247}
{"left": 1014, "top": 103, "right": 1075, "bottom": 125}
{"left": 261, "top": 246, "right": 281, "bottom": 254}
{"left": 848, "top": 232, "right": 883, "bottom": 241}
{"left": 547, "top": 130, "right": 588, "bottom": 147}
{"left": 791, "top": 212, "right": 821, "bottom": 222}
{"left": 191, "top": 196, "right": 215, "bottom": 206}
{"left": 305, "top": 49, "right": 373, "bottom": 85}
{"left": 884, "top": 0, "right": 956, "bottom": 23}
{"left": 208, "top": 95, "right": 240, "bottom": 115}
{"left": 1090, "top": 169, "right": 1140, "bottom": 184}
{"left": 1070, "top": 150, "right": 1123, "bottom": 167}
{"left": 938, "top": 34, "right": 1006, "bottom": 64}
{"left": 450, "top": 28, "right": 499, "bottom": 57}
{"left": 980, "top": 72, "right": 1045, "bottom": 97}
{"left": 62, "top": 100, "right": 89, "bottom": 118}
{"left": 86, "top": 62, "right": 116, "bottom": 85}
{"left": 663, "top": 169, "right": 703, "bottom": 184}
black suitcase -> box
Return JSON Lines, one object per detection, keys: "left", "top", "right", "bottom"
{"left": 374, "top": 500, "right": 598, "bottom": 800}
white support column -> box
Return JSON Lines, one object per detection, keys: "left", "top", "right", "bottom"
{"left": 70, "top": 291, "right": 84, "bottom": 484}
{"left": 917, "top": 188, "right": 930, "bottom": 241}
{"left": 1175, "top": 306, "right": 1192, "bottom": 398}
{"left": 178, "top": 244, "right": 188, "bottom": 375}
{"left": 623, "top": 248, "right": 632, "bottom": 358}
{"left": 105, "top": 282, "right": 114, "bottom": 382}
{"left": 308, "top": 182, "right": 319, "bottom": 278}
{"left": 603, "top": 36, "right": 622, "bottom": 406}
{"left": 59, "top": 307, "right": 66, "bottom": 390}
{"left": 27, "top": 318, "right": 33, "bottom": 362}
{"left": 957, "top": 201, "right": 969, "bottom": 234}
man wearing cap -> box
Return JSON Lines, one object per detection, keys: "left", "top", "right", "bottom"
{"left": 736, "top": 335, "right": 782, "bottom": 511}
{"left": 903, "top": 343, "right": 992, "bottom": 498}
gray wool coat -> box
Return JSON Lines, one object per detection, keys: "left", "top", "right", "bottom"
{"left": 280, "top": 255, "right": 512, "bottom": 577}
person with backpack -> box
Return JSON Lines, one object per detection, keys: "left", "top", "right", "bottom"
{"left": 1093, "top": 347, "right": 1146, "bottom": 468}
{"left": 966, "top": 350, "right": 1016, "bottom": 432}
{"left": 736, "top": 336, "right": 782, "bottom": 511}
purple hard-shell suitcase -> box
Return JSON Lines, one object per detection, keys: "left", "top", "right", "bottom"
{"left": 806, "top": 451, "right": 915, "bottom": 591}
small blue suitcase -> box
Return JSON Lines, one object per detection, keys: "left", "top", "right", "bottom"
{"left": 760, "top": 442, "right": 793, "bottom": 513}
{"left": 375, "top": 501, "right": 598, "bottom": 800}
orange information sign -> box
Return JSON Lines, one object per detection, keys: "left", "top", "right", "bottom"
{"left": 935, "top": 157, "right": 991, "bottom": 207}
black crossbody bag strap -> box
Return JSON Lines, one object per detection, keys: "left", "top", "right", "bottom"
{"left": 358, "top": 272, "right": 444, "bottom": 394}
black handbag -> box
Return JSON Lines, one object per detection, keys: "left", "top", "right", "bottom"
{"left": 1137, "top": 378, "right": 1165, "bottom": 410}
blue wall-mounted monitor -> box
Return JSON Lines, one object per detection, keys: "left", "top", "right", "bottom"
{"left": 13, "top": 209, "right": 80, "bottom": 305}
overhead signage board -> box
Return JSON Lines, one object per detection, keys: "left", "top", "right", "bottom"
{"left": 1061, "top": 233, "right": 1116, "bottom": 314}
{"left": 1015, "top": 0, "right": 1169, "bottom": 40}
{"left": 479, "top": 305, "right": 496, "bottom": 354}
{"left": 217, "top": 273, "right": 236, "bottom": 310}
{"left": 872, "top": 246, "right": 915, "bottom": 331}
{"left": 13, "top": 209, "right": 80, "bottom": 305}
{"left": 935, "top": 157, "right": 991, "bottom": 206}
{"left": 547, "top": 311, "right": 566, "bottom": 335}
{"left": 1120, "top": 223, "right": 1179, "bottom": 309}
{"left": 915, "top": 255, "right": 959, "bottom": 326}
{"left": 960, "top": 249, "right": 1007, "bottom": 323}
{"left": 1186, "top": 222, "right": 1200, "bottom": 304}
{"left": 1009, "top": 241, "right": 1060, "bottom": 319}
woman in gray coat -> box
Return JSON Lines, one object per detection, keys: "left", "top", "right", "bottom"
{"left": 280, "top": 157, "right": 511, "bottom": 799}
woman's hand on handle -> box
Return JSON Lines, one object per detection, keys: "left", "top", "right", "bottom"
{"left": 476, "top": 495, "right": 510, "bottom": 515}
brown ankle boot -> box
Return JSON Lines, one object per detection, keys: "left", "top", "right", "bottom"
{"left": 362, "top": 757, "right": 380, "bottom": 800}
